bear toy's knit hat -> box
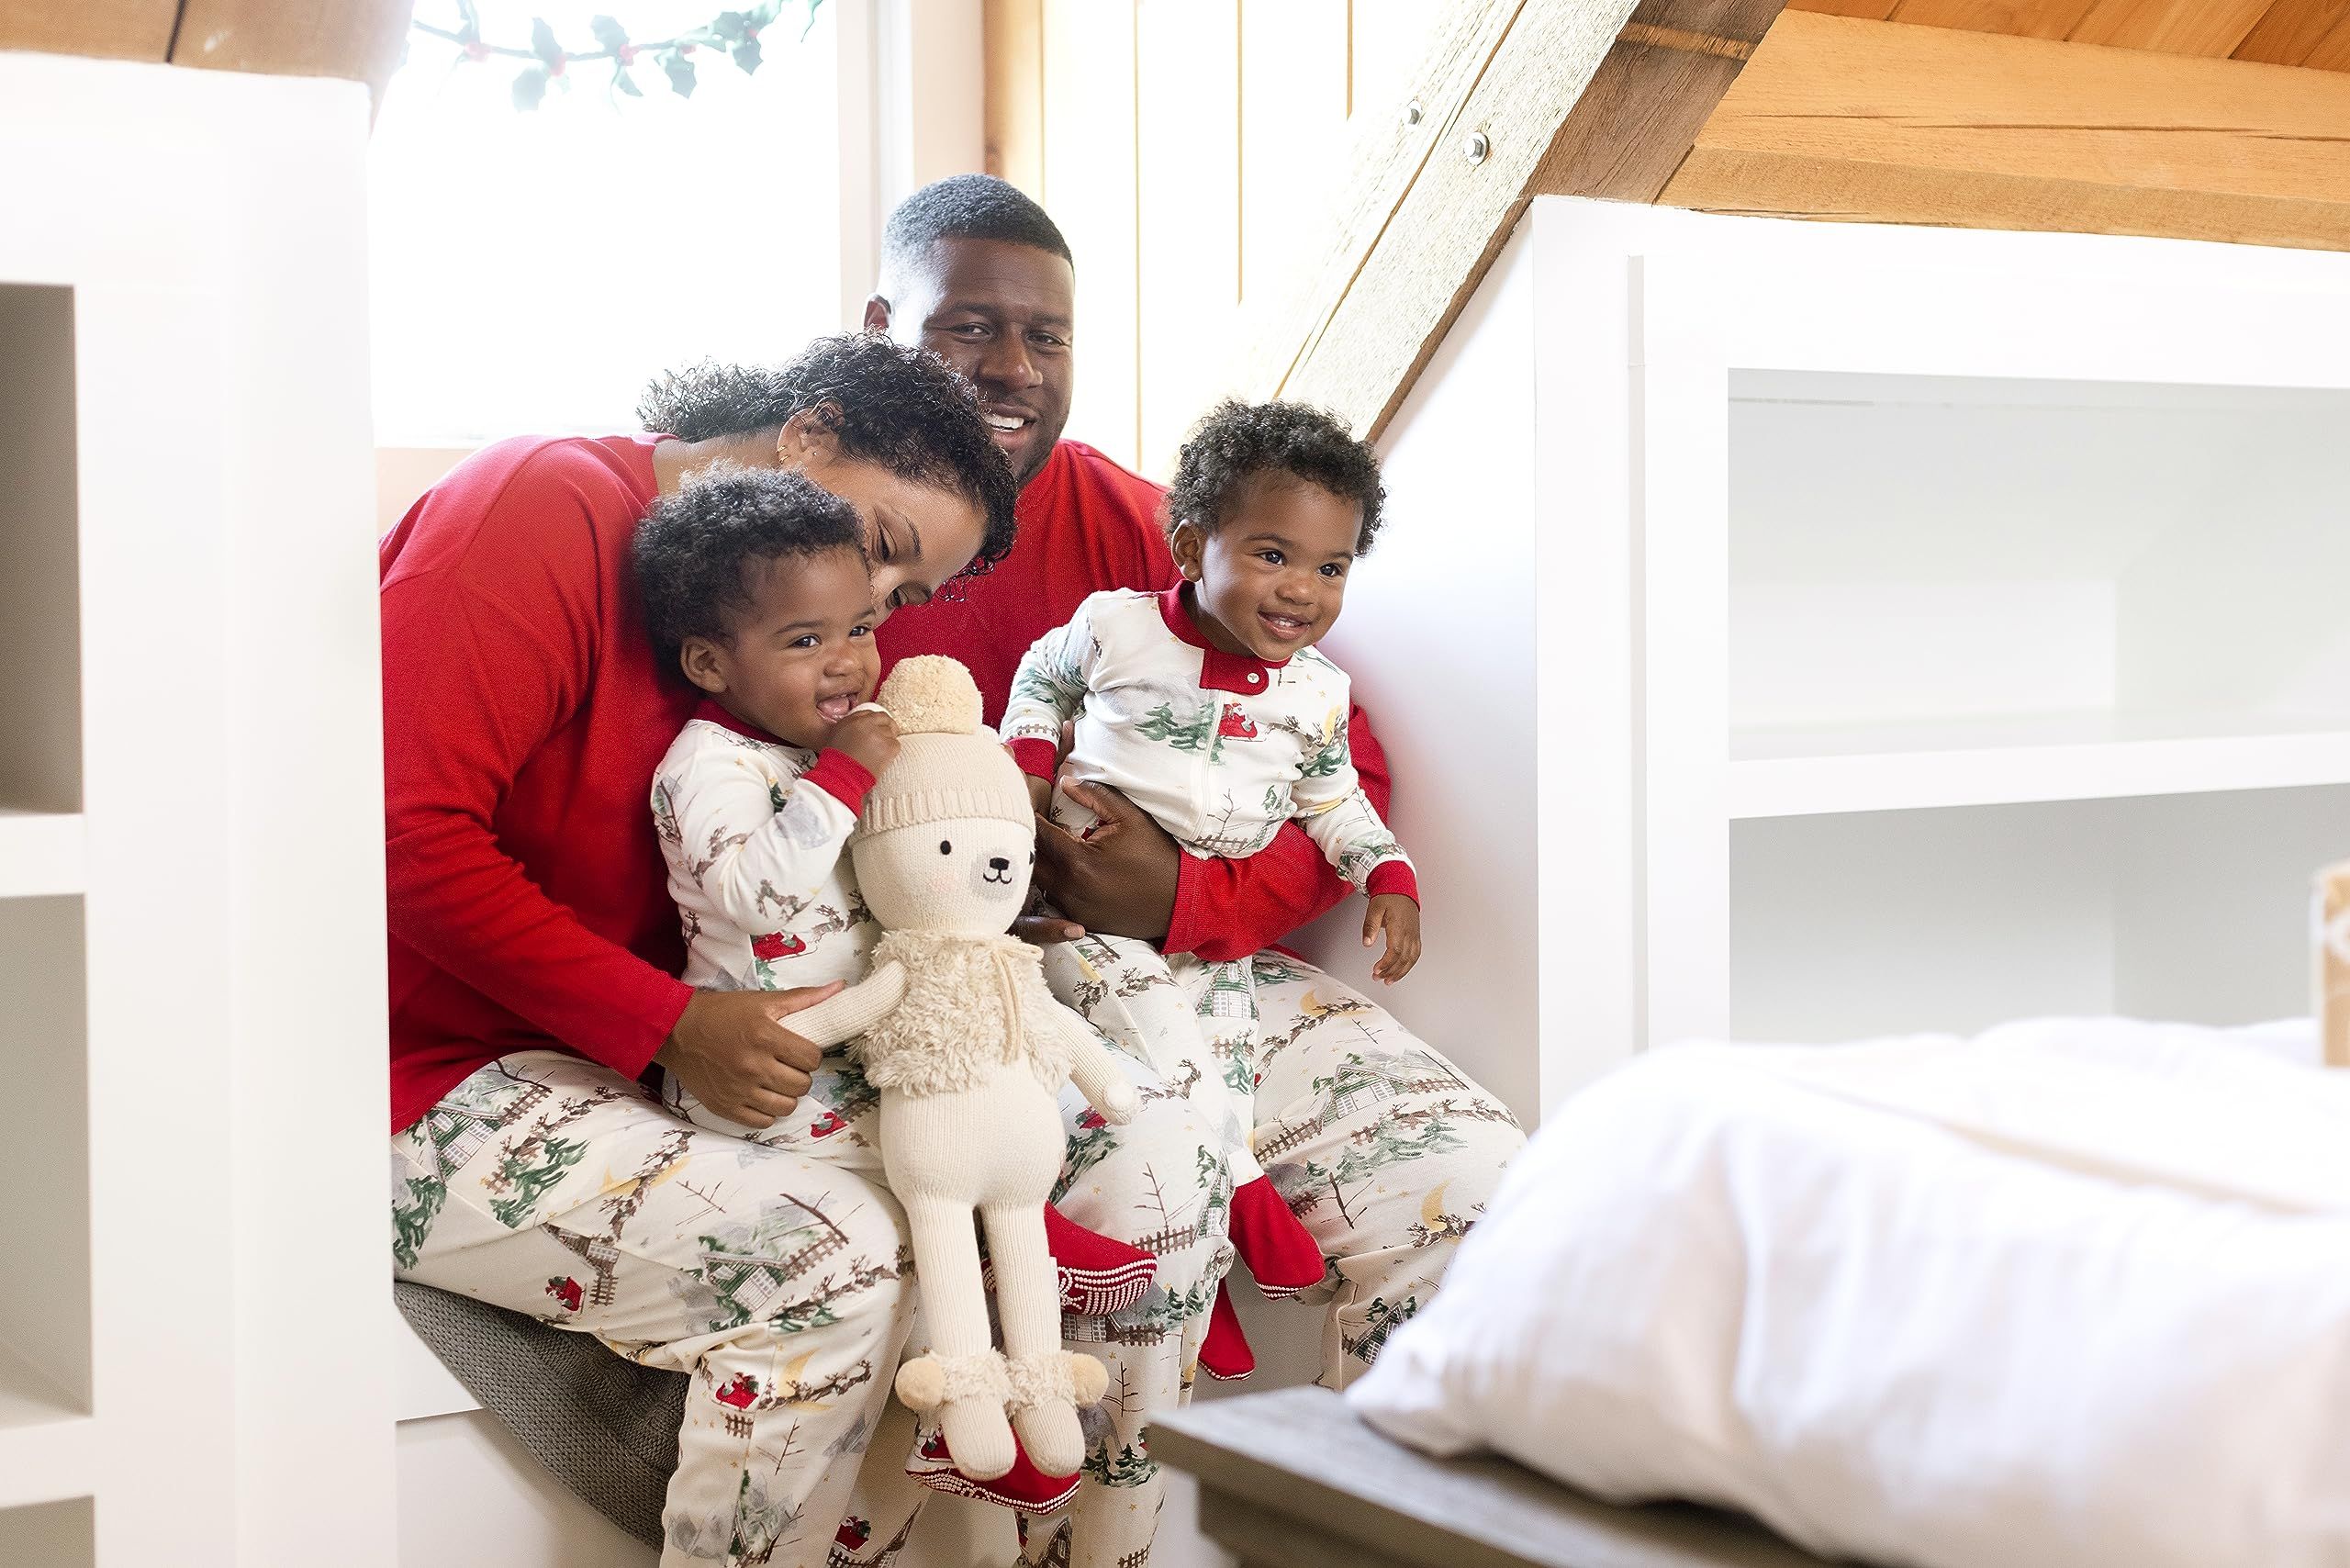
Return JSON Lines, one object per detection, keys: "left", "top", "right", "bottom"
{"left": 859, "top": 655, "right": 1034, "bottom": 834}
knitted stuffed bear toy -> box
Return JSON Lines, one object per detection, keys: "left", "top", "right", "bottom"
{"left": 781, "top": 655, "right": 1139, "bottom": 1481}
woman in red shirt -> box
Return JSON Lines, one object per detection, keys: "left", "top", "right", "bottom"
{"left": 382, "top": 335, "right": 1019, "bottom": 1566}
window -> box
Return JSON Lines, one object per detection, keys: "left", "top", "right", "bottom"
{"left": 369, "top": 2, "right": 850, "bottom": 444}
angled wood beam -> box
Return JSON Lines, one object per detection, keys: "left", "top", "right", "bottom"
{"left": 1660, "top": 10, "right": 2350, "bottom": 251}
{"left": 1257, "top": 0, "right": 1785, "bottom": 441}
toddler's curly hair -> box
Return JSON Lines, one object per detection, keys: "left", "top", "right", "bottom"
{"left": 633, "top": 467, "right": 866, "bottom": 668}
{"left": 1163, "top": 398, "right": 1386, "bottom": 554}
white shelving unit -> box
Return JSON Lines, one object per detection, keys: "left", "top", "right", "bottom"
{"left": 1306, "top": 197, "right": 2350, "bottom": 1120}
{"left": 0, "top": 50, "right": 393, "bottom": 1567}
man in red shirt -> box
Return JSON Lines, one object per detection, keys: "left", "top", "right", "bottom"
{"left": 865, "top": 176, "right": 1525, "bottom": 1568}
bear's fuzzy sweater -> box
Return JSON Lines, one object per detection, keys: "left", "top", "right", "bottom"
{"left": 857, "top": 930, "right": 1078, "bottom": 1096}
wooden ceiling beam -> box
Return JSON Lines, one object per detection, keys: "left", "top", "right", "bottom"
{"left": 1661, "top": 11, "right": 2350, "bottom": 252}
{"left": 1255, "top": 0, "right": 1784, "bottom": 441}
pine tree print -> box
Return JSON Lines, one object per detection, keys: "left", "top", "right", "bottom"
{"left": 391, "top": 1173, "right": 446, "bottom": 1271}
{"left": 1083, "top": 1439, "right": 1158, "bottom": 1488}
{"left": 1010, "top": 655, "right": 1087, "bottom": 717}
{"left": 1133, "top": 700, "right": 1225, "bottom": 762}
{"left": 487, "top": 1133, "right": 588, "bottom": 1227}
{"left": 1050, "top": 1113, "right": 1121, "bottom": 1204}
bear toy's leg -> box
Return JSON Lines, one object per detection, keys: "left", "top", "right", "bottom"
{"left": 984, "top": 1200, "right": 1105, "bottom": 1476}
{"left": 896, "top": 1193, "right": 1017, "bottom": 1480}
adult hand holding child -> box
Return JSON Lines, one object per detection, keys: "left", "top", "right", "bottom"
{"left": 655, "top": 982, "right": 842, "bottom": 1128}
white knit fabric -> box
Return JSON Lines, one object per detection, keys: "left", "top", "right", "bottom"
{"left": 650, "top": 717, "right": 877, "bottom": 992}
{"left": 1002, "top": 588, "right": 1410, "bottom": 890}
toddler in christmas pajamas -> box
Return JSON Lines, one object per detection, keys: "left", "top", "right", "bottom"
{"left": 1002, "top": 398, "right": 1424, "bottom": 1322}
{"left": 635, "top": 465, "right": 1161, "bottom": 1504}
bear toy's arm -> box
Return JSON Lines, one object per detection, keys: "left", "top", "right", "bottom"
{"left": 1042, "top": 1003, "right": 1139, "bottom": 1126}
{"left": 783, "top": 961, "right": 909, "bottom": 1048}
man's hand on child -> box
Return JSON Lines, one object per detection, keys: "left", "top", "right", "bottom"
{"left": 656, "top": 984, "right": 837, "bottom": 1127}
{"left": 1363, "top": 892, "right": 1421, "bottom": 984}
{"left": 831, "top": 706, "right": 901, "bottom": 776}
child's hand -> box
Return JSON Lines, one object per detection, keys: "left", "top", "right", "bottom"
{"left": 1363, "top": 893, "right": 1421, "bottom": 984}
{"left": 1026, "top": 772, "right": 1054, "bottom": 818}
{"left": 831, "top": 706, "right": 901, "bottom": 776}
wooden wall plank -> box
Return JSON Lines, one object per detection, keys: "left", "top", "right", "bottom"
{"left": 1041, "top": 0, "right": 1142, "bottom": 467}
{"left": 1240, "top": 0, "right": 1351, "bottom": 309}
{"left": 1662, "top": 11, "right": 2350, "bottom": 247}
{"left": 2232, "top": 0, "right": 2350, "bottom": 63}
{"left": 1792, "top": 0, "right": 1903, "bottom": 19}
{"left": 1533, "top": 0, "right": 1785, "bottom": 199}
{"left": 2300, "top": 8, "right": 2350, "bottom": 65}
{"left": 172, "top": 0, "right": 412, "bottom": 94}
{"left": 0, "top": 0, "right": 180, "bottom": 62}
{"left": 1262, "top": 0, "right": 1780, "bottom": 439}
{"left": 1347, "top": 0, "right": 1442, "bottom": 121}
{"left": 984, "top": 0, "right": 1046, "bottom": 193}
{"left": 1883, "top": 0, "right": 2096, "bottom": 41}
{"left": 1137, "top": 0, "right": 1242, "bottom": 477}
{"left": 2065, "top": 0, "right": 2271, "bottom": 56}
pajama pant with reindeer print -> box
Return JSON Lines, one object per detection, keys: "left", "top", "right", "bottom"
{"left": 833, "top": 942, "right": 1525, "bottom": 1568}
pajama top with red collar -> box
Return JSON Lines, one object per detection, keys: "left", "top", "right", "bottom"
{"left": 1002, "top": 586, "right": 1418, "bottom": 904}
{"left": 873, "top": 439, "right": 1394, "bottom": 960}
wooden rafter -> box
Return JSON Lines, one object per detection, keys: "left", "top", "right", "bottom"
{"left": 1660, "top": 10, "right": 2350, "bottom": 252}
{"left": 1254, "top": 0, "right": 1785, "bottom": 442}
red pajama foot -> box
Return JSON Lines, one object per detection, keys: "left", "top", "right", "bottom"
{"left": 1196, "top": 1283, "right": 1256, "bottom": 1382}
{"left": 985, "top": 1203, "right": 1158, "bottom": 1316}
{"left": 908, "top": 1426, "right": 1082, "bottom": 1514}
{"left": 1226, "top": 1175, "right": 1325, "bottom": 1298}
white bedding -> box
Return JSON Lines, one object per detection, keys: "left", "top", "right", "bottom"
{"left": 1348, "top": 1017, "right": 2350, "bottom": 1568}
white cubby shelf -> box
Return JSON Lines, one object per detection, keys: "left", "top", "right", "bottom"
{"left": 1729, "top": 712, "right": 2350, "bottom": 819}
{"left": 2, "top": 50, "right": 393, "bottom": 1568}
{"left": 1338, "top": 197, "right": 2350, "bottom": 1118}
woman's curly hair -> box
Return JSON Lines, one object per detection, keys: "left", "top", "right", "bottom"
{"left": 633, "top": 467, "right": 865, "bottom": 668}
{"left": 1163, "top": 398, "right": 1386, "bottom": 554}
{"left": 638, "top": 333, "right": 1020, "bottom": 568}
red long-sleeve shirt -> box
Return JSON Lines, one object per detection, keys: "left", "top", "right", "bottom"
{"left": 381, "top": 434, "right": 694, "bottom": 1134}
{"left": 876, "top": 439, "right": 1390, "bottom": 964}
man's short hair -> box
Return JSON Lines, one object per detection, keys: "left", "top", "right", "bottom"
{"left": 880, "top": 174, "right": 1073, "bottom": 282}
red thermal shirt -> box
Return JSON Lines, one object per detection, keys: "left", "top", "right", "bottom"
{"left": 876, "top": 438, "right": 1391, "bottom": 964}
{"left": 380, "top": 434, "right": 695, "bottom": 1135}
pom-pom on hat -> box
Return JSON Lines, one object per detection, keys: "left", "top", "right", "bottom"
{"left": 859, "top": 655, "right": 1034, "bottom": 834}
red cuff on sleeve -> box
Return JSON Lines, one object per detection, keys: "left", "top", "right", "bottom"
{"left": 802, "top": 749, "right": 878, "bottom": 813}
{"left": 1364, "top": 861, "right": 1419, "bottom": 904}
{"left": 1008, "top": 737, "right": 1059, "bottom": 783}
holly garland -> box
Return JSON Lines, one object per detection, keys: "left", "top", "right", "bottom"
{"left": 411, "top": 0, "right": 824, "bottom": 110}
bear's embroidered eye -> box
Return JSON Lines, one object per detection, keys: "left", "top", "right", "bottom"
{"left": 939, "top": 839, "right": 953, "bottom": 855}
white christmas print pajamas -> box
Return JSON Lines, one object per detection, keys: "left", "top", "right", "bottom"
{"left": 1001, "top": 587, "right": 1418, "bottom": 1217}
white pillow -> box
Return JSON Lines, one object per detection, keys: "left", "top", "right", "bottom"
{"left": 1348, "top": 1020, "right": 2350, "bottom": 1568}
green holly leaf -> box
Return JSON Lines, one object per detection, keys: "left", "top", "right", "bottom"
{"left": 732, "top": 36, "right": 762, "bottom": 73}
{"left": 589, "top": 14, "right": 629, "bottom": 52}
{"left": 711, "top": 10, "right": 750, "bottom": 40}
{"left": 612, "top": 64, "right": 643, "bottom": 95}
{"left": 661, "top": 50, "right": 698, "bottom": 95}
{"left": 511, "top": 63, "right": 549, "bottom": 108}
{"left": 529, "top": 17, "right": 564, "bottom": 63}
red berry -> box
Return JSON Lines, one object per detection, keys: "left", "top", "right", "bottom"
{"left": 550, "top": 52, "right": 566, "bottom": 75}
{"left": 464, "top": 39, "right": 488, "bottom": 59}
{"left": 618, "top": 43, "right": 638, "bottom": 63}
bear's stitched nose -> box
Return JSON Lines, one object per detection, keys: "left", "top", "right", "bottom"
{"left": 989, "top": 857, "right": 1011, "bottom": 872}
